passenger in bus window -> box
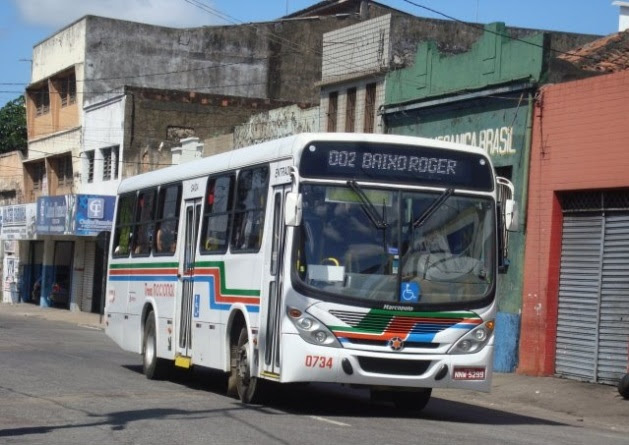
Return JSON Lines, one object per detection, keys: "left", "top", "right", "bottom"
{"left": 156, "top": 221, "right": 176, "bottom": 253}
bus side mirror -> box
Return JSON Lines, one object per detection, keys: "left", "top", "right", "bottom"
{"left": 504, "top": 199, "right": 519, "bottom": 232}
{"left": 284, "top": 192, "right": 302, "bottom": 227}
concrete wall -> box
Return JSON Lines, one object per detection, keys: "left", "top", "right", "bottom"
{"left": 31, "top": 19, "right": 86, "bottom": 83}
{"left": 387, "top": 15, "right": 598, "bottom": 72}
{"left": 82, "top": 15, "right": 365, "bottom": 105}
{"left": 120, "top": 88, "right": 291, "bottom": 177}
{"left": 234, "top": 104, "right": 320, "bottom": 148}
{"left": 80, "top": 95, "right": 126, "bottom": 196}
{"left": 0, "top": 151, "right": 25, "bottom": 204}
{"left": 520, "top": 70, "right": 629, "bottom": 375}
{"left": 322, "top": 14, "right": 391, "bottom": 82}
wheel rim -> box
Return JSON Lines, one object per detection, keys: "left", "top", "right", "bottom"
{"left": 237, "top": 342, "right": 250, "bottom": 387}
{"left": 145, "top": 331, "right": 155, "bottom": 367}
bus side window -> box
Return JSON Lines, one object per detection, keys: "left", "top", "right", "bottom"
{"left": 131, "top": 188, "right": 156, "bottom": 256}
{"left": 231, "top": 166, "right": 269, "bottom": 253}
{"left": 112, "top": 193, "right": 136, "bottom": 257}
{"left": 200, "top": 175, "right": 234, "bottom": 254}
{"left": 154, "top": 183, "right": 182, "bottom": 255}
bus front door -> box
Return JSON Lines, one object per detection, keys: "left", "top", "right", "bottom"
{"left": 261, "top": 185, "right": 288, "bottom": 378}
{"left": 175, "top": 198, "right": 201, "bottom": 367}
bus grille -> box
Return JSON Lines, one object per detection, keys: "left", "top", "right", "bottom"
{"left": 357, "top": 357, "right": 431, "bottom": 376}
{"left": 329, "top": 309, "right": 465, "bottom": 334}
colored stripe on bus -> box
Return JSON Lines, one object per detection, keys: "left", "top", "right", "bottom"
{"left": 329, "top": 310, "right": 482, "bottom": 343}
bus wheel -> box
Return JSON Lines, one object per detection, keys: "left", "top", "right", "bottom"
{"left": 143, "top": 313, "right": 169, "bottom": 380}
{"left": 391, "top": 388, "right": 432, "bottom": 412}
{"left": 235, "top": 327, "right": 263, "bottom": 404}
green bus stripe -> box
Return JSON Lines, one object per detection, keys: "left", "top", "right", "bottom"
{"left": 196, "top": 261, "right": 259, "bottom": 296}
{"left": 110, "top": 262, "right": 179, "bottom": 269}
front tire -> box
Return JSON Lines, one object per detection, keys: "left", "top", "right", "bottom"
{"left": 143, "top": 312, "right": 170, "bottom": 380}
{"left": 371, "top": 388, "right": 432, "bottom": 412}
{"left": 392, "top": 388, "right": 432, "bottom": 412}
{"left": 235, "top": 327, "right": 264, "bottom": 404}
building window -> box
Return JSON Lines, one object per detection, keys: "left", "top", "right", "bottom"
{"left": 345, "top": 87, "right": 356, "bottom": 132}
{"left": 102, "top": 146, "right": 120, "bottom": 181}
{"left": 31, "top": 162, "right": 46, "bottom": 192}
{"left": 364, "top": 83, "right": 377, "bottom": 133}
{"left": 60, "top": 74, "right": 76, "bottom": 107}
{"left": 103, "top": 148, "right": 111, "bottom": 181}
{"left": 33, "top": 85, "right": 50, "bottom": 116}
{"left": 112, "top": 146, "right": 119, "bottom": 179}
{"left": 56, "top": 155, "right": 73, "bottom": 188}
{"left": 85, "top": 151, "right": 95, "bottom": 183}
{"left": 327, "top": 91, "right": 338, "bottom": 132}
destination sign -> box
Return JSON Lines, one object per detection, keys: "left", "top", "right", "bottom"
{"left": 299, "top": 141, "right": 494, "bottom": 191}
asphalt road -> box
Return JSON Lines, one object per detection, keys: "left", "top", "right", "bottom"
{"left": 0, "top": 312, "right": 627, "bottom": 445}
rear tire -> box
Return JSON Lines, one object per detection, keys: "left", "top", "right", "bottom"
{"left": 235, "top": 327, "right": 265, "bottom": 404}
{"left": 143, "top": 312, "right": 170, "bottom": 380}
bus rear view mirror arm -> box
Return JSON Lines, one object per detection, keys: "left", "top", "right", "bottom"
{"left": 504, "top": 199, "right": 519, "bottom": 232}
{"left": 285, "top": 192, "right": 302, "bottom": 226}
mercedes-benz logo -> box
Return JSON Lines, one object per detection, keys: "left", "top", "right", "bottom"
{"left": 388, "top": 337, "right": 405, "bottom": 351}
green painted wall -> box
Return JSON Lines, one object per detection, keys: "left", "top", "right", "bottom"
{"left": 383, "top": 23, "right": 549, "bottom": 371}
{"left": 386, "top": 22, "right": 546, "bottom": 105}
{"left": 385, "top": 95, "right": 530, "bottom": 315}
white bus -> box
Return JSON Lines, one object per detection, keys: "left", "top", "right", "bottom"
{"left": 105, "top": 133, "right": 516, "bottom": 411}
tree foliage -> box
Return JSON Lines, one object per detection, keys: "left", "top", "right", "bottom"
{"left": 0, "top": 96, "right": 27, "bottom": 154}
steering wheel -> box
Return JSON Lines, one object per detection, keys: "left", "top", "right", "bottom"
{"left": 321, "top": 257, "right": 340, "bottom": 266}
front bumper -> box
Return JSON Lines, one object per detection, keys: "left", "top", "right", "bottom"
{"left": 276, "top": 333, "right": 493, "bottom": 392}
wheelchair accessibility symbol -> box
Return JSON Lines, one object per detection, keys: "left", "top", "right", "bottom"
{"left": 400, "top": 282, "right": 420, "bottom": 303}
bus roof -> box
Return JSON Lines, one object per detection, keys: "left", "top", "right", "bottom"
{"left": 117, "top": 132, "right": 491, "bottom": 194}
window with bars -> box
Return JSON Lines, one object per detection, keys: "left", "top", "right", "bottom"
{"left": 364, "top": 83, "right": 377, "bottom": 133}
{"left": 345, "top": 88, "right": 356, "bottom": 132}
{"left": 85, "top": 151, "right": 95, "bottom": 183}
{"left": 33, "top": 86, "right": 50, "bottom": 116}
{"left": 559, "top": 190, "right": 629, "bottom": 213}
{"left": 112, "top": 146, "right": 119, "bottom": 180}
{"left": 103, "top": 148, "right": 111, "bottom": 181}
{"left": 327, "top": 91, "right": 338, "bottom": 132}
{"left": 56, "top": 155, "right": 73, "bottom": 188}
{"left": 60, "top": 74, "right": 76, "bottom": 107}
{"left": 31, "top": 162, "right": 46, "bottom": 191}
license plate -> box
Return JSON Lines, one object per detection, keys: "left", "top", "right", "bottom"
{"left": 453, "top": 367, "right": 486, "bottom": 380}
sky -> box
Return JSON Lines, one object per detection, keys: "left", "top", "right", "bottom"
{"left": 0, "top": 0, "right": 623, "bottom": 108}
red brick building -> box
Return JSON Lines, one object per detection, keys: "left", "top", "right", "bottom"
{"left": 519, "top": 69, "right": 629, "bottom": 384}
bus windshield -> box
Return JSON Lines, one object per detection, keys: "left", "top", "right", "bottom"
{"left": 295, "top": 183, "right": 496, "bottom": 307}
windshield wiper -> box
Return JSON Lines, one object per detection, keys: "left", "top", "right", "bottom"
{"left": 412, "top": 188, "right": 454, "bottom": 228}
{"left": 347, "top": 180, "right": 388, "bottom": 229}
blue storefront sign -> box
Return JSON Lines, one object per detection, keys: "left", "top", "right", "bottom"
{"left": 74, "top": 195, "right": 116, "bottom": 236}
{"left": 36, "top": 195, "right": 115, "bottom": 236}
{"left": 36, "top": 195, "right": 74, "bottom": 235}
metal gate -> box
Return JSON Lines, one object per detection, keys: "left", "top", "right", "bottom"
{"left": 555, "top": 191, "right": 629, "bottom": 384}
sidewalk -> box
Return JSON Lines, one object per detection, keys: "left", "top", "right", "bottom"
{"left": 0, "top": 301, "right": 104, "bottom": 330}
{"left": 1, "top": 302, "right": 627, "bottom": 432}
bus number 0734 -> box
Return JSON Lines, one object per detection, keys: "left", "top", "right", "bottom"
{"left": 305, "top": 355, "right": 333, "bottom": 369}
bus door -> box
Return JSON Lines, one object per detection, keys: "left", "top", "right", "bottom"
{"left": 262, "top": 185, "right": 289, "bottom": 376}
{"left": 175, "top": 198, "right": 202, "bottom": 364}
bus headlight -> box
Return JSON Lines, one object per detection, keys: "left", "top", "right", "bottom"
{"left": 448, "top": 320, "right": 494, "bottom": 355}
{"left": 287, "top": 307, "right": 341, "bottom": 348}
